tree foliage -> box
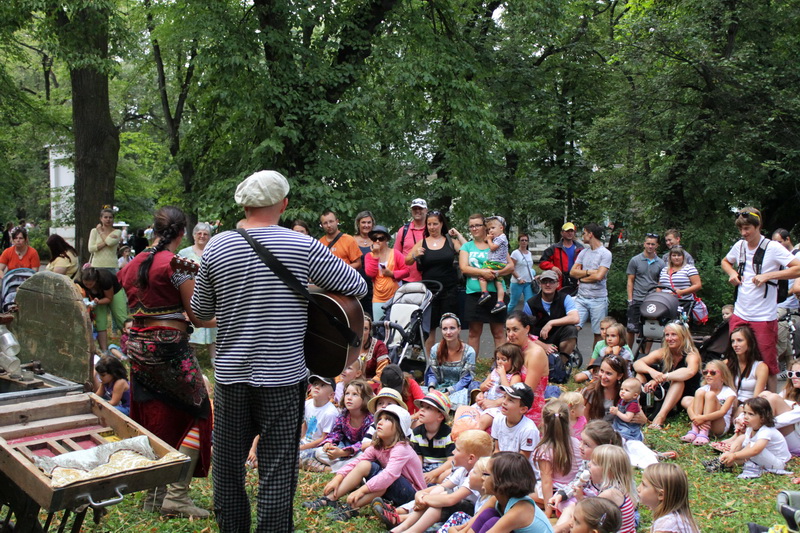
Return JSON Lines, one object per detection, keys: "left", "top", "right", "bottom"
{"left": 2, "top": 0, "right": 800, "bottom": 313}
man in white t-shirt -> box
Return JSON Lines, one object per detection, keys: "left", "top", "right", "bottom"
{"left": 570, "top": 223, "right": 613, "bottom": 345}
{"left": 721, "top": 207, "right": 800, "bottom": 392}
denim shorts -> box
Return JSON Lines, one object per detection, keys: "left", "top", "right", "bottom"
{"left": 575, "top": 296, "right": 609, "bottom": 334}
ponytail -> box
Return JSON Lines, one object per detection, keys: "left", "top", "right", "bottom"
{"left": 136, "top": 206, "right": 187, "bottom": 290}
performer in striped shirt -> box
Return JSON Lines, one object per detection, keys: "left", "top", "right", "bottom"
{"left": 191, "top": 170, "right": 367, "bottom": 532}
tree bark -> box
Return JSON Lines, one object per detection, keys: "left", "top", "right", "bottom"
{"left": 53, "top": 5, "right": 120, "bottom": 262}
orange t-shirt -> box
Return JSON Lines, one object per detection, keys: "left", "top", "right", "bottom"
{"left": 319, "top": 232, "right": 361, "bottom": 266}
{"left": 0, "top": 246, "right": 40, "bottom": 271}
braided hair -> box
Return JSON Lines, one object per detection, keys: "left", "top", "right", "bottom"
{"left": 136, "top": 206, "right": 187, "bottom": 290}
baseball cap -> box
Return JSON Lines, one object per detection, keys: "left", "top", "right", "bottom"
{"left": 234, "top": 170, "right": 290, "bottom": 207}
{"left": 410, "top": 198, "right": 428, "bottom": 209}
{"left": 500, "top": 383, "right": 534, "bottom": 408}
{"left": 414, "top": 390, "right": 452, "bottom": 421}
{"left": 367, "top": 387, "right": 408, "bottom": 413}
{"left": 308, "top": 374, "right": 336, "bottom": 389}
{"left": 538, "top": 270, "right": 560, "bottom": 282}
{"left": 561, "top": 222, "right": 576, "bottom": 231}
{"left": 376, "top": 403, "right": 413, "bottom": 438}
{"left": 380, "top": 364, "right": 405, "bottom": 391}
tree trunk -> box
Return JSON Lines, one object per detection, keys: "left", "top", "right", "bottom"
{"left": 71, "top": 65, "right": 119, "bottom": 263}
{"left": 53, "top": 5, "right": 120, "bottom": 263}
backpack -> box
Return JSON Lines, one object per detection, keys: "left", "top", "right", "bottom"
{"left": 734, "top": 237, "right": 778, "bottom": 302}
{"left": 777, "top": 249, "right": 800, "bottom": 303}
{"left": 548, "top": 352, "right": 570, "bottom": 384}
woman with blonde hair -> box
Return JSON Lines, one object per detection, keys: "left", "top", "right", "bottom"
{"left": 633, "top": 322, "right": 701, "bottom": 429}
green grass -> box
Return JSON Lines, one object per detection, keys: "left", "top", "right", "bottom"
{"left": 33, "top": 349, "right": 798, "bottom": 531}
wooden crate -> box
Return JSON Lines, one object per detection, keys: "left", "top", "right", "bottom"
{"left": 0, "top": 392, "right": 190, "bottom": 512}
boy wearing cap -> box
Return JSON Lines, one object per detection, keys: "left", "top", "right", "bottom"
{"left": 298, "top": 375, "right": 338, "bottom": 469}
{"left": 491, "top": 383, "right": 540, "bottom": 458}
{"left": 377, "top": 429, "right": 494, "bottom": 532}
{"left": 410, "top": 391, "right": 455, "bottom": 484}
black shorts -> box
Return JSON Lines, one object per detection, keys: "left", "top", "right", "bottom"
{"left": 547, "top": 324, "right": 579, "bottom": 347}
{"left": 427, "top": 284, "right": 459, "bottom": 332}
{"left": 464, "top": 291, "right": 508, "bottom": 324}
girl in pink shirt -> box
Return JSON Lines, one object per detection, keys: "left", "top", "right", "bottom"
{"left": 303, "top": 404, "right": 425, "bottom": 521}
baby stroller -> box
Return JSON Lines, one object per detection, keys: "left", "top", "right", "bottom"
{"left": 698, "top": 317, "right": 730, "bottom": 362}
{"left": 1, "top": 268, "right": 36, "bottom": 312}
{"left": 748, "top": 490, "right": 800, "bottom": 533}
{"left": 631, "top": 286, "right": 680, "bottom": 361}
{"left": 376, "top": 280, "right": 442, "bottom": 381}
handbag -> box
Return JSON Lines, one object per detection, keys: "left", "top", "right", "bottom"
{"left": 691, "top": 296, "right": 709, "bottom": 324}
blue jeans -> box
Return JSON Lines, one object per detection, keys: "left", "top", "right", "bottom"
{"left": 509, "top": 282, "right": 534, "bottom": 312}
{"left": 366, "top": 461, "right": 416, "bottom": 505}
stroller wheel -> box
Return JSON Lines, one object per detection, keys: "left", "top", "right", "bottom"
{"left": 569, "top": 347, "right": 583, "bottom": 369}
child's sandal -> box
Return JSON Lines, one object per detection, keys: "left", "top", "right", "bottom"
{"left": 680, "top": 430, "right": 698, "bottom": 443}
{"left": 302, "top": 496, "right": 335, "bottom": 510}
{"left": 372, "top": 497, "right": 400, "bottom": 528}
{"left": 693, "top": 434, "right": 710, "bottom": 446}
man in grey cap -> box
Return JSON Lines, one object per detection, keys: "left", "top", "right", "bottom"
{"left": 394, "top": 198, "right": 427, "bottom": 283}
{"left": 191, "top": 170, "right": 367, "bottom": 532}
{"left": 523, "top": 270, "right": 580, "bottom": 357}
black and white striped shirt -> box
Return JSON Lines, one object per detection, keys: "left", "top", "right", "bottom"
{"left": 191, "top": 226, "right": 367, "bottom": 387}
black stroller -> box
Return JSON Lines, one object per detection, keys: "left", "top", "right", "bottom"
{"left": 697, "top": 317, "right": 731, "bottom": 362}
{"left": 632, "top": 286, "right": 680, "bottom": 361}
{"left": 1, "top": 268, "right": 36, "bottom": 312}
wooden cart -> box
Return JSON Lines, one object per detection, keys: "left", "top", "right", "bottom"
{"left": 0, "top": 392, "right": 190, "bottom": 532}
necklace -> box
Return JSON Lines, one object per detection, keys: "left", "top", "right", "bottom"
{"left": 428, "top": 236, "right": 444, "bottom": 248}
{"left": 358, "top": 236, "right": 372, "bottom": 247}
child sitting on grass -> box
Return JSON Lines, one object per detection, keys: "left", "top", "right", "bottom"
{"left": 638, "top": 463, "right": 700, "bottom": 533}
{"left": 315, "top": 380, "right": 374, "bottom": 472}
{"left": 560, "top": 391, "right": 587, "bottom": 440}
{"left": 377, "top": 429, "right": 493, "bottom": 532}
{"left": 410, "top": 390, "right": 455, "bottom": 484}
{"left": 491, "top": 383, "right": 540, "bottom": 459}
{"left": 679, "top": 359, "right": 736, "bottom": 446}
{"left": 298, "top": 375, "right": 338, "bottom": 471}
{"left": 460, "top": 452, "right": 553, "bottom": 532}
{"left": 610, "top": 378, "right": 644, "bottom": 442}
{"left": 720, "top": 397, "right": 792, "bottom": 479}
{"left": 575, "top": 317, "right": 617, "bottom": 383}
{"left": 303, "top": 404, "right": 424, "bottom": 521}
{"left": 433, "top": 457, "right": 491, "bottom": 533}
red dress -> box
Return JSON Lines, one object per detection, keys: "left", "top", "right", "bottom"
{"left": 520, "top": 334, "right": 548, "bottom": 426}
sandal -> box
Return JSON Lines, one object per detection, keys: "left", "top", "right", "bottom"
{"left": 702, "top": 458, "right": 732, "bottom": 474}
{"left": 693, "top": 434, "right": 710, "bottom": 446}
{"left": 478, "top": 292, "right": 492, "bottom": 306}
{"left": 327, "top": 503, "right": 360, "bottom": 521}
{"left": 302, "top": 496, "right": 335, "bottom": 510}
{"left": 710, "top": 441, "right": 731, "bottom": 453}
{"left": 680, "top": 430, "right": 698, "bottom": 443}
{"left": 372, "top": 497, "right": 400, "bottom": 528}
{"left": 656, "top": 450, "right": 678, "bottom": 461}
{"left": 648, "top": 422, "right": 664, "bottom": 430}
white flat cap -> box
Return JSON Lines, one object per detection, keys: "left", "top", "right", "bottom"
{"left": 234, "top": 170, "right": 290, "bottom": 207}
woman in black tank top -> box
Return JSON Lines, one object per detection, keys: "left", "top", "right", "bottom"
{"left": 405, "top": 211, "right": 464, "bottom": 353}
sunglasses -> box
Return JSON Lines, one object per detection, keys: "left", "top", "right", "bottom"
{"left": 373, "top": 235, "right": 388, "bottom": 242}
{"left": 428, "top": 210, "right": 442, "bottom": 216}
{"left": 786, "top": 371, "right": 800, "bottom": 379}
{"left": 702, "top": 369, "right": 718, "bottom": 376}
{"left": 735, "top": 210, "right": 761, "bottom": 221}
{"left": 646, "top": 233, "right": 659, "bottom": 239}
